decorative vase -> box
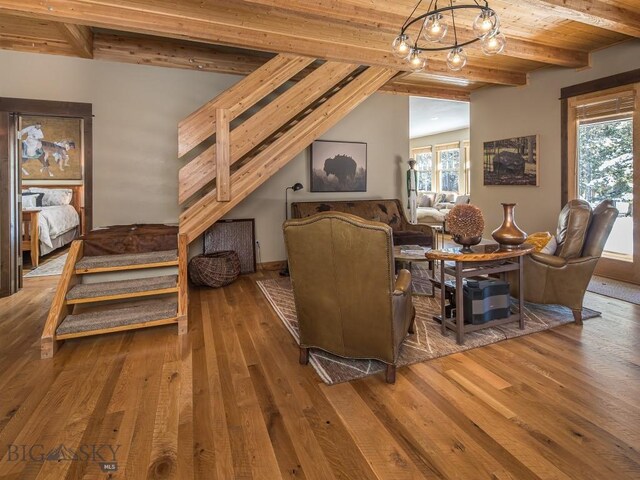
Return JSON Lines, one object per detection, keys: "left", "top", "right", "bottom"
{"left": 452, "top": 234, "right": 482, "bottom": 253}
{"left": 491, "top": 203, "right": 527, "bottom": 249}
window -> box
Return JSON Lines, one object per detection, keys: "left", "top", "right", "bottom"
{"left": 436, "top": 143, "right": 461, "bottom": 192}
{"left": 411, "top": 146, "right": 433, "bottom": 191}
{"left": 412, "top": 141, "right": 469, "bottom": 194}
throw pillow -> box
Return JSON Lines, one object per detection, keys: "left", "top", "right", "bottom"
{"left": 541, "top": 235, "right": 557, "bottom": 255}
{"left": 418, "top": 194, "right": 432, "bottom": 208}
{"left": 433, "top": 193, "right": 446, "bottom": 206}
{"left": 444, "top": 192, "right": 456, "bottom": 202}
{"left": 524, "top": 232, "right": 553, "bottom": 253}
{"left": 455, "top": 195, "right": 470, "bottom": 205}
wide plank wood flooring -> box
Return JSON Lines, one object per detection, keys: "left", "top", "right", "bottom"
{"left": 0, "top": 272, "right": 639, "bottom": 479}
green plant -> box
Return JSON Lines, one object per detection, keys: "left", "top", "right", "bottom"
{"left": 447, "top": 204, "right": 484, "bottom": 237}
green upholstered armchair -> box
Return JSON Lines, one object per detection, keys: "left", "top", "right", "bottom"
{"left": 513, "top": 199, "right": 618, "bottom": 324}
{"left": 283, "top": 212, "right": 416, "bottom": 383}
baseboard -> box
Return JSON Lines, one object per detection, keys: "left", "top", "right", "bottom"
{"left": 258, "top": 260, "right": 287, "bottom": 271}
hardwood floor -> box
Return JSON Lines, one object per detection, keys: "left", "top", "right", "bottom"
{"left": 0, "top": 272, "right": 639, "bottom": 479}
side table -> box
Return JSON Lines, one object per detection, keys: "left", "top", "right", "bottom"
{"left": 426, "top": 244, "right": 533, "bottom": 344}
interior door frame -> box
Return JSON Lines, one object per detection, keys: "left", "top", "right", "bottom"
{"left": 0, "top": 98, "right": 93, "bottom": 297}
{"left": 561, "top": 69, "right": 640, "bottom": 284}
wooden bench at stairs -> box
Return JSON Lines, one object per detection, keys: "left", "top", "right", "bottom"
{"left": 41, "top": 235, "right": 188, "bottom": 359}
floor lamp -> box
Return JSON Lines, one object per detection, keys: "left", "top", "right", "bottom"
{"left": 280, "top": 182, "right": 303, "bottom": 277}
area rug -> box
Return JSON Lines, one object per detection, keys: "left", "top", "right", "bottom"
{"left": 24, "top": 253, "right": 67, "bottom": 278}
{"left": 588, "top": 275, "right": 640, "bottom": 305}
{"left": 256, "top": 277, "right": 600, "bottom": 385}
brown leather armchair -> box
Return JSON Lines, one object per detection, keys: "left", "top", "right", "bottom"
{"left": 515, "top": 199, "right": 618, "bottom": 324}
{"left": 283, "top": 212, "right": 416, "bottom": 383}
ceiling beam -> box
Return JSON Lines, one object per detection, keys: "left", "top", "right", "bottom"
{"left": 0, "top": 34, "right": 75, "bottom": 56}
{"left": 530, "top": 0, "right": 640, "bottom": 37}
{"left": 0, "top": 0, "right": 527, "bottom": 86}
{"left": 57, "top": 23, "right": 93, "bottom": 58}
{"left": 379, "top": 82, "right": 471, "bottom": 102}
{"left": 92, "top": 32, "right": 467, "bottom": 98}
{"left": 239, "top": 0, "right": 590, "bottom": 68}
{"left": 93, "top": 33, "right": 269, "bottom": 76}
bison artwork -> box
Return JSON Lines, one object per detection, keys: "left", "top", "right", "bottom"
{"left": 323, "top": 154, "right": 357, "bottom": 183}
{"left": 483, "top": 135, "right": 538, "bottom": 186}
{"left": 311, "top": 141, "right": 367, "bottom": 192}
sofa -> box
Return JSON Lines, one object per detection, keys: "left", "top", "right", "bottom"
{"left": 416, "top": 192, "right": 470, "bottom": 226}
{"left": 291, "top": 198, "right": 433, "bottom": 247}
{"left": 283, "top": 212, "right": 415, "bottom": 383}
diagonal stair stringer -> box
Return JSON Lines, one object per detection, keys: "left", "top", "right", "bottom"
{"left": 179, "top": 66, "right": 397, "bottom": 242}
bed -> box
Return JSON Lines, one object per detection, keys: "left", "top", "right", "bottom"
{"left": 21, "top": 185, "right": 84, "bottom": 267}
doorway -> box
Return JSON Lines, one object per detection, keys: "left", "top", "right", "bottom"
{"left": 0, "top": 98, "right": 92, "bottom": 297}
{"left": 564, "top": 81, "right": 639, "bottom": 284}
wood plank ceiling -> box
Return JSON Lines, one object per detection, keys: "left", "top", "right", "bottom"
{"left": 0, "top": 0, "right": 637, "bottom": 100}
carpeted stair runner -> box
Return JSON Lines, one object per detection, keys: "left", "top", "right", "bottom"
{"left": 66, "top": 275, "right": 177, "bottom": 302}
{"left": 57, "top": 298, "right": 178, "bottom": 336}
{"left": 75, "top": 250, "right": 178, "bottom": 272}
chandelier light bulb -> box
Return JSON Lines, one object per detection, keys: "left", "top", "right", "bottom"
{"left": 446, "top": 47, "right": 467, "bottom": 71}
{"left": 392, "top": 34, "right": 412, "bottom": 58}
{"left": 423, "top": 13, "right": 448, "bottom": 42}
{"left": 481, "top": 31, "right": 506, "bottom": 55}
{"left": 408, "top": 49, "right": 427, "bottom": 73}
{"left": 473, "top": 9, "right": 499, "bottom": 38}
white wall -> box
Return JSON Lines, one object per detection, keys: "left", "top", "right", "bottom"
{"left": 471, "top": 40, "right": 640, "bottom": 237}
{"left": 410, "top": 127, "right": 469, "bottom": 150}
{"left": 0, "top": 49, "right": 409, "bottom": 262}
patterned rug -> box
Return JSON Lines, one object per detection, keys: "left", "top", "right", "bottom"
{"left": 257, "top": 277, "right": 600, "bottom": 385}
{"left": 24, "top": 253, "right": 67, "bottom": 278}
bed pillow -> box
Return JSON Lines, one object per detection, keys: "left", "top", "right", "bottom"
{"left": 27, "top": 188, "right": 73, "bottom": 206}
{"left": 22, "top": 192, "right": 44, "bottom": 208}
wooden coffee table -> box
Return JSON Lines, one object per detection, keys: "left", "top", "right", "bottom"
{"left": 426, "top": 244, "right": 534, "bottom": 344}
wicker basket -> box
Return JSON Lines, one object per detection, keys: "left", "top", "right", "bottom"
{"left": 188, "top": 251, "right": 241, "bottom": 288}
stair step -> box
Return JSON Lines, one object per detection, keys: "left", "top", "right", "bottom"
{"left": 66, "top": 275, "right": 178, "bottom": 304}
{"left": 57, "top": 298, "right": 178, "bottom": 339}
{"left": 75, "top": 250, "right": 178, "bottom": 274}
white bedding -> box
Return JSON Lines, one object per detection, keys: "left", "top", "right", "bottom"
{"left": 37, "top": 205, "right": 80, "bottom": 249}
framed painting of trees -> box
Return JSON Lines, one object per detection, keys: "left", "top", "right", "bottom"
{"left": 483, "top": 135, "right": 538, "bottom": 186}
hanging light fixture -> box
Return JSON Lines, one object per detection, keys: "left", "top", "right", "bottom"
{"left": 392, "top": 0, "right": 505, "bottom": 72}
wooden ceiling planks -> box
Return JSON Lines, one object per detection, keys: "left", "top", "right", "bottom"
{"left": 0, "top": 0, "right": 636, "bottom": 97}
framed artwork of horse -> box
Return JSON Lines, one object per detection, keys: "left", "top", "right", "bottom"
{"left": 18, "top": 115, "right": 83, "bottom": 181}
{"left": 483, "top": 135, "right": 539, "bottom": 186}
{"left": 310, "top": 140, "right": 367, "bottom": 192}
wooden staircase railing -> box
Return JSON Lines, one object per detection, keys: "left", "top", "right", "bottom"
{"left": 178, "top": 60, "right": 359, "bottom": 204}
{"left": 41, "top": 240, "right": 83, "bottom": 359}
{"left": 178, "top": 63, "right": 397, "bottom": 242}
